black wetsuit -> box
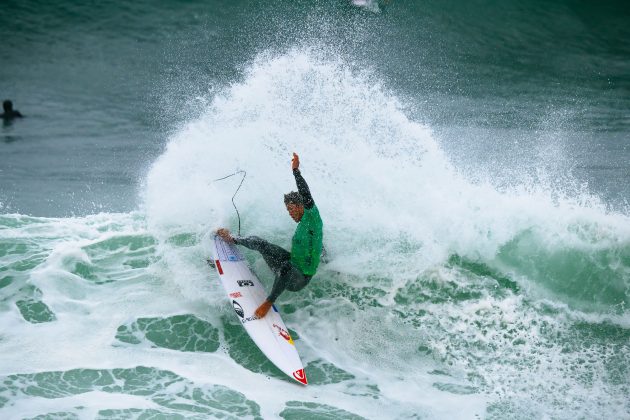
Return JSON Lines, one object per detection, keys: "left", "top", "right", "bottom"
{"left": 0, "top": 110, "right": 23, "bottom": 120}
{"left": 235, "top": 169, "right": 323, "bottom": 303}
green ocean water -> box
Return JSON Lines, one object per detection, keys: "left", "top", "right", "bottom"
{"left": 1, "top": 0, "right": 629, "bottom": 418}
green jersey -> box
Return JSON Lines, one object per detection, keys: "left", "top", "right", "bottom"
{"left": 291, "top": 205, "right": 323, "bottom": 276}
{"left": 289, "top": 168, "right": 323, "bottom": 276}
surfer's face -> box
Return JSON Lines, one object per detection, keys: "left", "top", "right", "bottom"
{"left": 286, "top": 203, "right": 304, "bottom": 222}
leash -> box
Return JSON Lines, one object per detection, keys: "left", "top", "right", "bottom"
{"left": 212, "top": 170, "right": 246, "bottom": 236}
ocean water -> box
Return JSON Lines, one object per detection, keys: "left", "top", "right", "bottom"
{"left": 1, "top": 1, "right": 629, "bottom": 419}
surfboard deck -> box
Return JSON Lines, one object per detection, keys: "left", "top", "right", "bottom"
{"left": 210, "top": 235, "right": 307, "bottom": 385}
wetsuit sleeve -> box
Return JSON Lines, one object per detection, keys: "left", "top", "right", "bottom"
{"left": 293, "top": 169, "right": 314, "bottom": 209}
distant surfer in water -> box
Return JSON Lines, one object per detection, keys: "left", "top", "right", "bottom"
{"left": 1, "top": 100, "right": 24, "bottom": 121}
{"left": 217, "top": 152, "right": 323, "bottom": 318}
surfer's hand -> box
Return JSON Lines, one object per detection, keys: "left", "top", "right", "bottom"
{"left": 217, "top": 228, "right": 234, "bottom": 244}
{"left": 255, "top": 300, "right": 273, "bottom": 318}
{"left": 292, "top": 153, "right": 300, "bottom": 170}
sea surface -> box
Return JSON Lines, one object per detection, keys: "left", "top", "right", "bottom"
{"left": 1, "top": 1, "right": 629, "bottom": 419}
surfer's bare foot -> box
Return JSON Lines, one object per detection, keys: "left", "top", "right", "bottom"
{"left": 217, "top": 228, "right": 235, "bottom": 243}
{"left": 255, "top": 300, "right": 273, "bottom": 318}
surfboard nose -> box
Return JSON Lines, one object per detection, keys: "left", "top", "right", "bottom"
{"left": 292, "top": 368, "right": 308, "bottom": 385}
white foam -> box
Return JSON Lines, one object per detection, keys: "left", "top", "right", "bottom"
{"left": 139, "top": 48, "right": 629, "bottom": 417}
{"left": 144, "top": 48, "right": 630, "bottom": 292}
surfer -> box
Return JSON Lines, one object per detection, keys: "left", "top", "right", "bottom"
{"left": 1, "top": 100, "right": 24, "bottom": 120}
{"left": 217, "top": 152, "right": 323, "bottom": 318}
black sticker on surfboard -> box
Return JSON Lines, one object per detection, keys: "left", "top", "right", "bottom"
{"left": 237, "top": 280, "right": 254, "bottom": 287}
{"left": 232, "top": 300, "right": 244, "bottom": 318}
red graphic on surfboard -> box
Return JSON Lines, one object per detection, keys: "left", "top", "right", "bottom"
{"left": 293, "top": 368, "right": 307, "bottom": 385}
{"left": 273, "top": 323, "right": 294, "bottom": 345}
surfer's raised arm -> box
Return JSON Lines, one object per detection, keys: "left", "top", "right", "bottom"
{"left": 290, "top": 153, "right": 315, "bottom": 209}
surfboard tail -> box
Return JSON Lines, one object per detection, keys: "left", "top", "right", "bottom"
{"left": 292, "top": 368, "right": 308, "bottom": 385}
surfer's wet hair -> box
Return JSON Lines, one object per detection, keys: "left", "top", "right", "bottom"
{"left": 284, "top": 191, "right": 304, "bottom": 206}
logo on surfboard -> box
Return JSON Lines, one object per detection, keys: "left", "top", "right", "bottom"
{"left": 229, "top": 292, "right": 242, "bottom": 298}
{"left": 232, "top": 300, "right": 244, "bottom": 318}
{"left": 232, "top": 300, "right": 259, "bottom": 324}
{"left": 273, "top": 323, "right": 294, "bottom": 345}
{"left": 237, "top": 280, "right": 254, "bottom": 287}
{"left": 292, "top": 369, "right": 307, "bottom": 385}
{"left": 241, "top": 315, "right": 259, "bottom": 324}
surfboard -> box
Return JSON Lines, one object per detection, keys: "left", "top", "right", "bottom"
{"left": 209, "top": 235, "right": 307, "bottom": 385}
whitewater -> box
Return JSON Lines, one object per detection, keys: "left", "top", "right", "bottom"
{"left": 1, "top": 50, "right": 629, "bottom": 419}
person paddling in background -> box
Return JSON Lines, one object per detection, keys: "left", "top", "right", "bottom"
{"left": 217, "top": 152, "right": 323, "bottom": 319}
{"left": 1, "top": 100, "right": 24, "bottom": 121}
